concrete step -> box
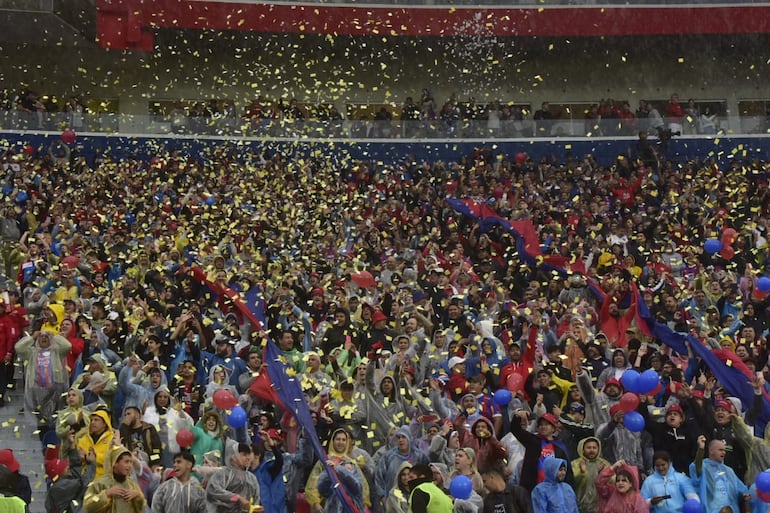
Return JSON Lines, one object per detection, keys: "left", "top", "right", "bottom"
{"left": 0, "top": 378, "right": 47, "bottom": 513}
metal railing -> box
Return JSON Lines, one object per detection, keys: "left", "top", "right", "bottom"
{"left": 2, "top": 110, "right": 766, "bottom": 139}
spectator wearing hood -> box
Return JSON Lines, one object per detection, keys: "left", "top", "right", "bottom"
{"left": 456, "top": 415, "right": 507, "bottom": 475}
{"left": 578, "top": 336, "right": 609, "bottom": 386}
{"left": 365, "top": 362, "right": 410, "bottom": 449}
{"left": 595, "top": 460, "right": 647, "bottom": 513}
{"left": 384, "top": 461, "right": 411, "bottom": 513}
{"left": 640, "top": 450, "right": 699, "bottom": 513}
{"left": 596, "top": 349, "right": 631, "bottom": 391}
{"left": 307, "top": 428, "right": 371, "bottom": 513}
{"left": 56, "top": 388, "right": 90, "bottom": 446}
{"left": 119, "top": 355, "right": 168, "bottom": 415}
{"left": 76, "top": 409, "right": 115, "bottom": 481}
{"left": 317, "top": 459, "right": 366, "bottom": 513}
{"left": 571, "top": 436, "right": 609, "bottom": 513}
{"left": 142, "top": 387, "right": 194, "bottom": 468}
{"left": 374, "top": 426, "right": 428, "bottom": 513}
{"left": 429, "top": 422, "right": 460, "bottom": 470}
{"left": 40, "top": 302, "right": 65, "bottom": 334}
{"left": 206, "top": 440, "right": 260, "bottom": 513}
{"left": 531, "top": 457, "right": 578, "bottom": 513}
{"left": 82, "top": 445, "right": 147, "bottom": 513}
{"left": 189, "top": 410, "right": 225, "bottom": 466}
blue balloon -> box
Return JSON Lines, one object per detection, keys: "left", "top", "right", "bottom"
{"left": 449, "top": 475, "right": 473, "bottom": 500}
{"left": 759, "top": 277, "right": 770, "bottom": 293}
{"left": 682, "top": 498, "right": 702, "bottom": 513}
{"left": 704, "top": 238, "right": 723, "bottom": 254}
{"left": 638, "top": 369, "right": 661, "bottom": 394}
{"left": 205, "top": 196, "right": 216, "bottom": 206}
{"left": 623, "top": 411, "right": 645, "bottom": 432}
{"left": 621, "top": 370, "right": 641, "bottom": 393}
{"left": 227, "top": 406, "right": 247, "bottom": 429}
{"left": 757, "top": 470, "right": 770, "bottom": 493}
{"left": 493, "top": 389, "right": 512, "bottom": 407}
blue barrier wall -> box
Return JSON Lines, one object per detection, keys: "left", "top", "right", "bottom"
{"left": 3, "top": 131, "right": 769, "bottom": 167}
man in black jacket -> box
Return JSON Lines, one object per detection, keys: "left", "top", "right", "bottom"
{"left": 481, "top": 467, "right": 533, "bottom": 513}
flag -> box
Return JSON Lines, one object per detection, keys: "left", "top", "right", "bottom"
{"left": 229, "top": 281, "right": 363, "bottom": 513}
{"left": 448, "top": 197, "right": 770, "bottom": 432}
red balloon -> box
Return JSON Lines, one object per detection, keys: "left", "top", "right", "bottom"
{"left": 619, "top": 392, "right": 641, "bottom": 413}
{"left": 759, "top": 489, "right": 770, "bottom": 503}
{"left": 507, "top": 373, "right": 525, "bottom": 392}
{"left": 721, "top": 227, "right": 737, "bottom": 245}
{"left": 649, "top": 382, "right": 663, "bottom": 396}
{"left": 213, "top": 389, "right": 237, "bottom": 409}
{"left": 61, "top": 255, "right": 80, "bottom": 270}
{"left": 721, "top": 245, "right": 735, "bottom": 260}
{"left": 515, "top": 152, "right": 528, "bottom": 165}
{"left": 351, "top": 271, "right": 376, "bottom": 289}
{"left": 176, "top": 428, "right": 194, "bottom": 448}
{"left": 61, "top": 129, "right": 76, "bottom": 144}
{"left": 23, "top": 145, "right": 34, "bottom": 156}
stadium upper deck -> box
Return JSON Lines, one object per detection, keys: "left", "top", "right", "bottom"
{"left": 94, "top": 0, "right": 770, "bottom": 51}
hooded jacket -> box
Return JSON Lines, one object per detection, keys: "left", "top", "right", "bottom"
{"left": 531, "top": 457, "right": 579, "bottom": 513}
{"left": 82, "top": 446, "right": 147, "bottom": 513}
{"left": 41, "top": 303, "right": 65, "bottom": 334}
{"left": 205, "top": 439, "right": 260, "bottom": 513}
{"left": 595, "top": 464, "right": 648, "bottom": 513}
{"left": 317, "top": 464, "right": 366, "bottom": 513}
{"left": 571, "top": 437, "right": 610, "bottom": 513}
{"left": 143, "top": 387, "right": 194, "bottom": 468}
{"left": 689, "top": 453, "right": 748, "bottom": 513}
{"left": 640, "top": 461, "right": 698, "bottom": 513}
{"left": 56, "top": 388, "right": 90, "bottom": 439}
{"left": 190, "top": 411, "right": 225, "bottom": 465}
{"left": 306, "top": 428, "right": 372, "bottom": 510}
{"left": 458, "top": 416, "right": 507, "bottom": 474}
{"left": 374, "top": 426, "right": 429, "bottom": 507}
{"left": 596, "top": 349, "right": 631, "bottom": 391}
{"left": 384, "top": 461, "right": 412, "bottom": 513}
{"left": 151, "top": 471, "right": 207, "bottom": 513}
{"left": 76, "top": 409, "right": 115, "bottom": 481}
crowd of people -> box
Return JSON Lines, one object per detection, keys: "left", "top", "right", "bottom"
{"left": 0, "top": 136, "right": 768, "bottom": 513}
{"left": 1, "top": 87, "right": 727, "bottom": 139}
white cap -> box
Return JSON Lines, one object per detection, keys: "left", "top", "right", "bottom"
{"left": 448, "top": 356, "right": 466, "bottom": 369}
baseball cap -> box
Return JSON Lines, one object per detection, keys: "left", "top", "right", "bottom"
{"left": 448, "top": 357, "right": 466, "bottom": 369}
{"left": 0, "top": 449, "right": 20, "bottom": 472}
{"left": 538, "top": 413, "right": 559, "bottom": 427}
